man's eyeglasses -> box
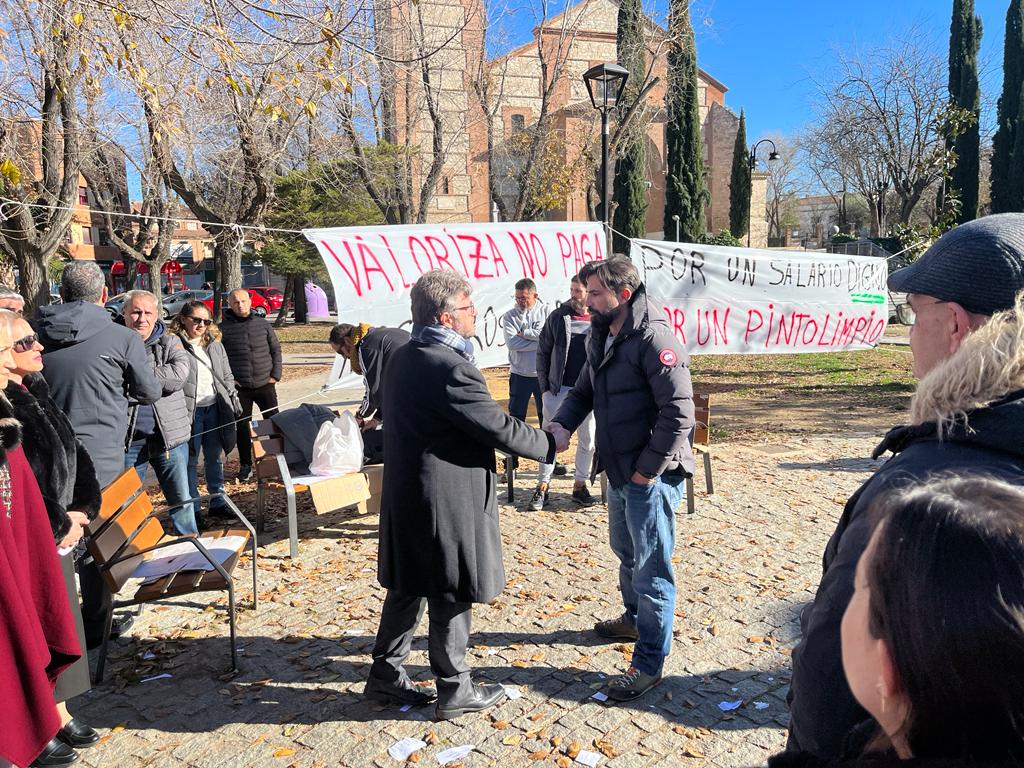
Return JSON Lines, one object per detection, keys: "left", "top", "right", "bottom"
{"left": 13, "top": 333, "right": 38, "bottom": 353}
{"left": 897, "top": 299, "right": 948, "bottom": 327}
{"left": 184, "top": 316, "right": 212, "bottom": 326}
{"left": 452, "top": 303, "right": 477, "bottom": 315}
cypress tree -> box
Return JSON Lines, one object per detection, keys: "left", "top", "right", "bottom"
{"left": 612, "top": 0, "right": 648, "bottom": 253}
{"left": 663, "top": 0, "right": 706, "bottom": 242}
{"left": 992, "top": 0, "right": 1024, "bottom": 213}
{"left": 728, "top": 110, "right": 750, "bottom": 240}
{"left": 948, "top": 0, "right": 983, "bottom": 223}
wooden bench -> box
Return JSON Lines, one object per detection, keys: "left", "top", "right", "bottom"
{"left": 251, "top": 418, "right": 374, "bottom": 559}
{"left": 685, "top": 393, "right": 716, "bottom": 514}
{"left": 86, "top": 467, "right": 258, "bottom": 682}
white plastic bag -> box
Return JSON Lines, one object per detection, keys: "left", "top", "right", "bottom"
{"left": 309, "top": 411, "right": 364, "bottom": 476}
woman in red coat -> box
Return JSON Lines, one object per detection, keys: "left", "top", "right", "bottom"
{"left": 0, "top": 311, "right": 81, "bottom": 767}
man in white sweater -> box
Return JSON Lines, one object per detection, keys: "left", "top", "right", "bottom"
{"left": 502, "top": 278, "right": 561, "bottom": 505}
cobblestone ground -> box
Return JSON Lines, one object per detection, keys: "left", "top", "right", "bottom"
{"left": 71, "top": 433, "right": 887, "bottom": 768}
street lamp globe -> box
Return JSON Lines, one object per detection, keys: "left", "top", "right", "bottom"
{"left": 582, "top": 63, "right": 630, "bottom": 111}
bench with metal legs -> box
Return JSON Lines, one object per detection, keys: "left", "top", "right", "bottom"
{"left": 87, "top": 468, "right": 258, "bottom": 682}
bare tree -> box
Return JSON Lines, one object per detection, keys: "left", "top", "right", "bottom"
{"left": 808, "top": 33, "right": 963, "bottom": 230}
{"left": 91, "top": 1, "right": 336, "bottom": 314}
{"left": 0, "top": 0, "right": 89, "bottom": 310}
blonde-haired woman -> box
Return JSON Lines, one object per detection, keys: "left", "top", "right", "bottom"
{"left": 170, "top": 301, "right": 241, "bottom": 525}
{"left": 0, "top": 309, "right": 81, "bottom": 768}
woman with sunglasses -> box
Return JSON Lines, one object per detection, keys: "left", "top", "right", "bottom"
{"left": 170, "top": 301, "right": 242, "bottom": 525}
{"left": 2, "top": 312, "right": 101, "bottom": 765}
{"left": 0, "top": 310, "right": 84, "bottom": 768}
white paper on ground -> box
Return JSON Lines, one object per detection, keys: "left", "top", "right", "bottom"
{"left": 435, "top": 745, "right": 475, "bottom": 764}
{"left": 140, "top": 673, "right": 172, "bottom": 683}
{"left": 754, "top": 701, "right": 770, "bottom": 710}
{"left": 387, "top": 737, "right": 426, "bottom": 761}
{"left": 133, "top": 536, "right": 247, "bottom": 583}
{"left": 576, "top": 750, "right": 602, "bottom": 767}
{"left": 503, "top": 685, "right": 522, "bottom": 700}
{"left": 718, "top": 700, "right": 742, "bottom": 711}
{"left": 591, "top": 691, "right": 608, "bottom": 702}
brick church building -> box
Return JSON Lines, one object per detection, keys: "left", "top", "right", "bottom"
{"left": 395, "top": 0, "right": 767, "bottom": 246}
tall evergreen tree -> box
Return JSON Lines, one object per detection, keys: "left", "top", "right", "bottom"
{"left": 612, "top": 0, "right": 648, "bottom": 253}
{"left": 728, "top": 110, "right": 750, "bottom": 239}
{"left": 992, "top": 0, "right": 1024, "bottom": 212}
{"left": 947, "top": 0, "right": 983, "bottom": 223}
{"left": 663, "top": 0, "right": 706, "bottom": 242}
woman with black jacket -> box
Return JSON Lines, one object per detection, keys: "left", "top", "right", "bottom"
{"left": 170, "top": 301, "right": 241, "bottom": 524}
{"left": 3, "top": 311, "right": 101, "bottom": 766}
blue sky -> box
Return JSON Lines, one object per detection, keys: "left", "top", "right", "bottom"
{"left": 692, "top": 0, "right": 1010, "bottom": 142}
{"left": 500, "top": 0, "right": 1012, "bottom": 143}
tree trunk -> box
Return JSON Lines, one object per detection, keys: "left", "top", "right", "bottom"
{"left": 274, "top": 274, "right": 294, "bottom": 328}
{"left": 16, "top": 245, "right": 50, "bottom": 314}
{"left": 211, "top": 233, "right": 244, "bottom": 319}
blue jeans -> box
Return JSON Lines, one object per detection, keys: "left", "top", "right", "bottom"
{"left": 606, "top": 475, "right": 685, "bottom": 676}
{"left": 188, "top": 404, "right": 226, "bottom": 516}
{"left": 125, "top": 437, "right": 196, "bottom": 536}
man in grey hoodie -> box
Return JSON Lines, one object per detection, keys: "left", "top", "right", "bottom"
{"left": 501, "top": 279, "right": 549, "bottom": 481}
{"left": 35, "top": 262, "right": 162, "bottom": 647}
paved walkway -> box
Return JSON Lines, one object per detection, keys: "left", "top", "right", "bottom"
{"left": 70, "top": 422, "right": 887, "bottom": 768}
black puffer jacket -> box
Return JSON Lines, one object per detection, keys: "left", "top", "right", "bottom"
{"left": 551, "top": 284, "right": 695, "bottom": 487}
{"left": 787, "top": 303, "right": 1024, "bottom": 758}
{"left": 219, "top": 309, "right": 282, "bottom": 389}
{"left": 4, "top": 374, "right": 101, "bottom": 542}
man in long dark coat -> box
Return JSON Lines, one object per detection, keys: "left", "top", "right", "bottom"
{"left": 367, "top": 269, "right": 557, "bottom": 720}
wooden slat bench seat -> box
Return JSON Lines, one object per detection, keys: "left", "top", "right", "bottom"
{"left": 86, "top": 467, "right": 258, "bottom": 681}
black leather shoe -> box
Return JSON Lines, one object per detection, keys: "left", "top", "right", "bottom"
{"left": 30, "top": 738, "right": 79, "bottom": 767}
{"left": 364, "top": 676, "right": 437, "bottom": 706}
{"left": 435, "top": 682, "right": 506, "bottom": 720}
{"left": 85, "top": 613, "right": 136, "bottom": 650}
{"left": 57, "top": 719, "right": 100, "bottom": 749}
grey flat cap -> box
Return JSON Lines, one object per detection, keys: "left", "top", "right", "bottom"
{"left": 888, "top": 213, "right": 1024, "bottom": 315}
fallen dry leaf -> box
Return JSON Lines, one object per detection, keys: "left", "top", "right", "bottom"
{"left": 502, "top": 734, "right": 522, "bottom": 746}
{"left": 683, "top": 745, "right": 706, "bottom": 759}
{"left": 424, "top": 730, "right": 439, "bottom": 745}
{"left": 272, "top": 748, "right": 296, "bottom": 758}
{"left": 566, "top": 740, "right": 581, "bottom": 759}
{"left": 492, "top": 720, "right": 511, "bottom": 730}
{"left": 556, "top": 757, "right": 572, "bottom": 768}
{"left": 528, "top": 750, "right": 550, "bottom": 761}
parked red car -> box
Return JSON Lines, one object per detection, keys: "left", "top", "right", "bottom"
{"left": 247, "top": 285, "right": 287, "bottom": 312}
{"left": 202, "top": 289, "right": 270, "bottom": 317}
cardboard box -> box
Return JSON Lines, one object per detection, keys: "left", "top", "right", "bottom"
{"left": 307, "top": 472, "right": 370, "bottom": 516}
{"left": 362, "top": 465, "right": 384, "bottom": 515}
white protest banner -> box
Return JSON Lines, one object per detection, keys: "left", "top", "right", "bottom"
{"left": 304, "top": 221, "right": 606, "bottom": 387}
{"left": 632, "top": 239, "right": 889, "bottom": 354}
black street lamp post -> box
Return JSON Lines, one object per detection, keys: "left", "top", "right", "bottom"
{"left": 583, "top": 63, "right": 629, "bottom": 256}
{"left": 747, "top": 138, "right": 780, "bottom": 248}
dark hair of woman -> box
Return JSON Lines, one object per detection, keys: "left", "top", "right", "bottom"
{"left": 867, "top": 474, "right": 1024, "bottom": 760}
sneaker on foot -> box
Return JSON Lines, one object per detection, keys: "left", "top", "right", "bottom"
{"left": 237, "top": 465, "right": 253, "bottom": 482}
{"left": 572, "top": 484, "right": 597, "bottom": 505}
{"left": 606, "top": 666, "right": 662, "bottom": 702}
{"left": 527, "top": 484, "right": 549, "bottom": 511}
{"left": 593, "top": 613, "right": 639, "bottom": 641}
